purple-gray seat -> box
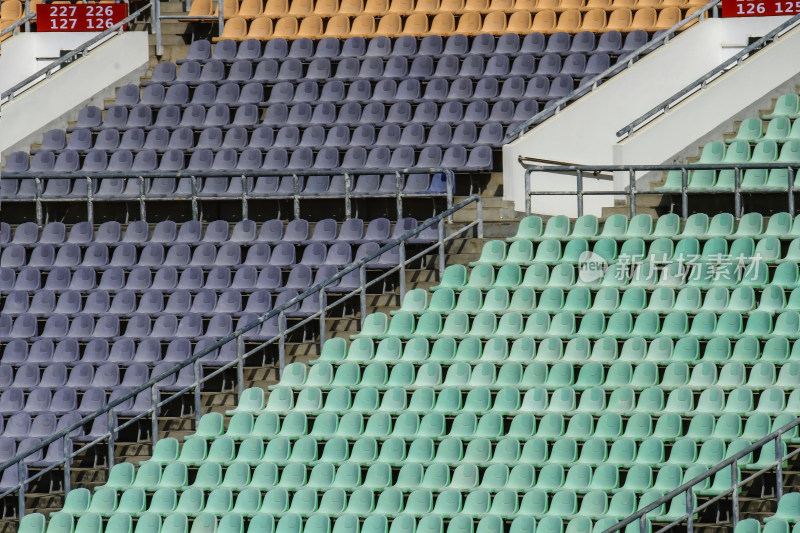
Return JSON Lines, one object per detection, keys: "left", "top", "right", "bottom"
{"left": 222, "top": 127, "right": 248, "bottom": 151}
{"left": 581, "top": 53, "right": 610, "bottom": 82}
{"left": 268, "top": 242, "right": 297, "bottom": 267}
{"left": 255, "top": 265, "right": 282, "bottom": 290}
{"left": 259, "top": 220, "right": 284, "bottom": 243}
{"left": 231, "top": 266, "right": 257, "bottom": 289}
{"left": 230, "top": 220, "right": 257, "bottom": 243}
{"left": 324, "top": 242, "right": 352, "bottom": 266}
{"left": 301, "top": 125, "right": 326, "bottom": 148}
{"left": 384, "top": 56, "right": 408, "bottom": 79}
{"left": 216, "top": 244, "right": 241, "bottom": 266}
{"left": 92, "top": 363, "right": 120, "bottom": 388}
{"left": 510, "top": 54, "right": 535, "bottom": 77}
{"left": 275, "top": 126, "right": 301, "bottom": 148}
{"left": 546, "top": 31, "right": 572, "bottom": 53}
{"left": 178, "top": 267, "right": 204, "bottom": 290}
{"left": 29, "top": 291, "right": 56, "bottom": 315}
{"left": 205, "top": 266, "right": 232, "bottom": 289}
{"left": 299, "top": 244, "right": 327, "bottom": 267}
{"left": 0, "top": 365, "right": 11, "bottom": 388}
{"left": 51, "top": 389, "right": 78, "bottom": 415}
{"left": 243, "top": 243, "right": 271, "bottom": 266}
{"left": 595, "top": 30, "right": 622, "bottom": 54}
{"left": 82, "top": 339, "right": 110, "bottom": 364}
{"left": 274, "top": 290, "right": 301, "bottom": 314}
{"left": 75, "top": 386, "right": 105, "bottom": 414}
{"left": 248, "top": 126, "right": 274, "bottom": 149}
{"left": 366, "top": 36, "right": 391, "bottom": 57}
{"left": 40, "top": 363, "right": 67, "bottom": 387}
{"left": 262, "top": 39, "right": 286, "bottom": 58}
{"left": 178, "top": 220, "right": 203, "bottom": 244}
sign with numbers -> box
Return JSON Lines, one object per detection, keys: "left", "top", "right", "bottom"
{"left": 37, "top": 3, "right": 127, "bottom": 32}
{"left": 722, "top": 0, "right": 800, "bottom": 16}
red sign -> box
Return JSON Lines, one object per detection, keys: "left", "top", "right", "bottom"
{"left": 722, "top": 0, "right": 800, "bottom": 16}
{"left": 37, "top": 3, "right": 127, "bottom": 32}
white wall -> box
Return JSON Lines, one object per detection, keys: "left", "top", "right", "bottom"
{"left": 0, "top": 31, "right": 148, "bottom": 161}
{"left": 502, "top": 16, "right": 791, "bottom": 216}
{"left": 0, "top": 32, "right": 103, "bottom": 95}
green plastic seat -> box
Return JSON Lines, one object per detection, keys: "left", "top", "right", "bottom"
{"left": 20, "top": 514, "right": 47, "bottom": 533}
{"left": 570, "top": 215, "right": 599, "bottom": 239}
{"left": 317, "top": 339, "right": 347, "bottom": 363}
{"left": 620, "top": 464, "right": 651, "bottom": 491}
{"left": 224, "top": 413, "right": 254, "bottom": 441}
{"left": 714, "top": 141, "right": 752, "bottom": 190}
{"left": 247, "top": 463, "right": 278, "bottom": 490}
{"left": 474, "top": 240, "right": 506, "bottom": 265}
{"left": 73, "top": 515, "right": 102, "bottom": 533}
{"left": 217, "top": 515, "right": 244, "bottom": 533}
{"left": 427, "top": 289, "right": 455, "bottom": 314}
{"left": 653, "top": 412, "right": 684, "bottom": 441}
{"left": 105, "top": 463, "right": 135, "bottom": 490}
{"left": 505, "top": 240, "right": 534, "bottom": 264}
{"left": 729, "top": 117, "right": 764, "bottom": 143}
{"left": 533, "top": 239, "right": 563, "bottom": 264}
{"left": 399, "top": 289, "right": 429, "bottom": 314}
{"left": 508, "top": 215, "right": 543, "bottom": 242}
{"left": 432, "top": 265, "right": 467, "bottom": 291}
{"left": 564, "top": 239, "right": 591, "bottom": 263}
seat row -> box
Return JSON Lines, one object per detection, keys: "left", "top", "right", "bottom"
{"left": 148, "top": 54, "right": 607, "bottom": 86}
{"left": 0, "top": 241, "right": 391, "bottom": 270}
{"left": 399, "top": 285, "right": 800, "bottom": 316}
{"left": 0, "top": 263, "right": 385, "bottom": 294}
{"left": 316, "top": 330, "right": 800, "bottom": 365}
{"left": 0, "top": 312, "right": 283, "bottom": 342}
{"left": 354, "top": 308, "right": 800, "bottom": 340}
{"left": 659, "top": 140, "right": 800, "bottom": 192}
{"left": 214, "top": 8, "right": 680, "bottom": 42}
{"left": 0, "top": 386, "right": 154, "bottom": 419}
{"left": 23, "top": 512, "right": 624, "bottom": 533}
{"left": 509, "top": 212, "right": 795, "bottom": 242}
{"left": 0, "top": 218, "right": 417, "bottom": 246}
{"left": 181, "top": 32, "right": 649, "bottom": 64}
{"left": 474, "top": 236, "right": 799, "bottom": 266}
{"left": 0, "top": 338, "right": 253, "bottom": 368}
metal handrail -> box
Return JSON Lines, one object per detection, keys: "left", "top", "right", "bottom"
{"left": 617, "top": 11, "right": 800, "bottom": 139}
{"left": 521, "top": 160, "right": 800, "bottom": 218}
{"left": 0, "top": 195, "right": 483, "bottom": 516}
{"left": 0, "top": 167, "right": 456, "bottom": 226}
{"left": 605, "top": 416, "right": 800, "bottom": 533}
{"left": 0, "top": 2, "right": 151, "bottom": 105}
{"left": 505, "top": 0, "right": 721, "bottom": 140}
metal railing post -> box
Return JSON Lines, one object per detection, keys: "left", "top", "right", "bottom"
{"left": 681, "top": 168, "right": 688, "bottom": 219}
{"left": 576, "top": 169, "right": 584, "bottom": 218}
{"left": 344, "top": 173, "right": 352, "bottom": 219}
{"left": 193, "top": 359, "right": 202, "bottom": 423}
{"left": 788, "top": 167, "right": 795, "bottom": 216}
{"left": 18, "top": 462, "right": 25, "bottom": 517}
{"left": 217, "top": 0, "right": 224, "bottom": 38}
{"left": 477, "top": 196, "right": 483, "bottom": 238}
{"left": 139, "top": 176, "right": 147, "bottom": 222}
{"left": 240, "top": 175, "right": 248, "bottom": 221}
{"left": 446, "top": 170, "right": 454, "bottom": 223}
{"left": 731, "top": 462, "right": 740, "bottom": 527}
{"left": 153, "top": 0, "right": 162, "bottom": 56}
{"left": 734, "top": 167, "right": 742, "bottom": 218}
{"left": 293, "top": 174, "right": 300, "bottom": 220}
{"left": 63, "top": 437, "right": 72, "bottom": 493}
{"left": 86, "top": 177, "right": 94, "bottom": 224}
{"left": 395, "top": 171, "right": 403, "bottom": 220}
{"left": 639, "top": 515, "right": 647, "bottom": 533}
{"left": 24, "top": 0, "right": 30, "bottom": 32}
{"left": 278, "top": 312, "right": 287, "bottom": 376}
{"left": 399, "top": 241, "right": 407, "bottom": 301}
{"left": 686, "top": 489, "right": 694, "bottom": 533}
{"left": 150, "top": 386, "right": 159, "bottom": 446}
{"left": 191, "top": 176, "right": 199, "bottom": 221}
{"left": 525, "top": 169, "right": 532, "bottom": 216}
{"left": 35, "top": 178, "right": 43, "bottom": 227}
{"left": 106, "top": 410, "right": 115, "bottom": 468}
{"left": 236, "top": 335, "right": 245, "bottom": 399}
{"left": 438, "top": 219, "right": 446, "bottom": 279}
{"left": 776, "top": 435, "right": 784, "bottom": 502}
{"left": 629, "top": 169, "right": 636, "bottom": 217}
{"left": 318, "top": 290, "right": 327, "bottom": 348}
{"left": 359, "top": 265, "right": 367, "bottom": 328}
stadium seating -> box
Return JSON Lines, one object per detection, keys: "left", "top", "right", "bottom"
{"left": 19, "top": 213, "right": 799, "bottom": 533}
{"left": 0, "top": 217, "right": 430, "bottom": 468}
{"left": 659, "top": 93, "right": 800, "bottom": 192}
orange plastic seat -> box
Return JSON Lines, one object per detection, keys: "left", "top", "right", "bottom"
{"left": 363, "top": 0, "right": 388, "bottom": 14}
{"left": 660, "top": 0, "right": 685, "bottom": 6}
{"left": 324, "top": 13, "right": 350, "bottom": 35}
{"left": 636, "top": 0, "right": 663, "bottom": 6}
{"left": 583, "top": 0, "right": 609, "bottom": 7}
{"left": 287, "top": 0, "right": 311, "bottom": 16}
{"left": 581, "top": 7, "right": 607, "bottom": 29}
{"left": 246, "top": 15, "right": 274, "bottom": 38}
{"left": 654, "top": 5, "right": 680, "bottom": 28}
{"left": 388, "top": 0, "right": 413, "bottom": 12}
{"left": 349, "top": 13, "right": 376, "bottom": 34}
{"left": 313, "top": 0, "right": 338, "bottom": 16}
{"left": 400, "top": 12, "right": 428, "bottom": 34}
{"left": 213, "top": 0, "right": 240, "bottom": 19}
{"left": 263, "top": 0, "right": 288, "bottom": 16}
{"left": 414, "top": 0, "right": 440, "bottom": 13}
{"left": 1, "top": 0, "right": 22, "bottom": 22}
{"left": 531, "top": 8, "right": 556, "bottom": 31}
{"left": 535, "top": 0, "right": 559, "bottom": 9}
{"left": 555, "top": 8, "right": 580, "bottom": 31}
{"left": 272, "top": 15, "right": 299, "bottom": 36}
{"left": 375, "top": 12, "right": 402, "bottom": 35}
{"left": 181, "top": 0, "right": 212, "bottom": 20}
{"left": 429, "top": 11, "right": 454, "bottom": 33}
{"left": 297, "top": 14, "right": 323, "bottom": 36}
{"left": 455, "top": 11, "right": 481, "bottom": 34}
{"left": 488, "top": 0, "right": 514, "bottom": 11}
{"left": 439, "top": 0, "right": 465, "bottom": 12}
{"left": 507, "top": 9, "right": 531, "bottom": 31}
{"left": 0, "top": 19, "right": 14, "bottom": 42}
{"left": 238, "top": 0, "right": 263, "bottom": 18}
{"left": 464, "top": 0, "right": 489, "bottom": 11}
{"left": 339, "top": 0, "right": 364, "bottom": 14}
{"left": 212, "top": 16, "right": 247, "bottom": 40}
{"left": 630, "top": 6, "right": 656, "bottom": 29}
{"left": 481, "top": 10, "right": 507, "bottom": 33}
{"left": 604, "top": 7, "right": 630, "bottom": 30}
{"left": 559, "top": 0, "right": 585, "bottom": 9}
{"left": 611, "top": 0, "right": 634, "bottom": 6}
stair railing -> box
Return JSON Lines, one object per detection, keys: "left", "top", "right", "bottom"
{"left": 505, "top": 0, "right": 721, "bottom": 140}
{"left": 519, "top": 160, "right": 800, "bottom": 218}
{"left": 0, "top": 167, "right": 456, "bottom": 226}
{"left": 0, "top": 2, "right": 151, "bottom": 106}
{"left": 605, "top": 416, "right": 800, "bottom": 533}
{"left": 0, "top": 194, "right": 483, "bottom": 518}
{"left": 617, "top": 11, "right": 800, "bottom": 139}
